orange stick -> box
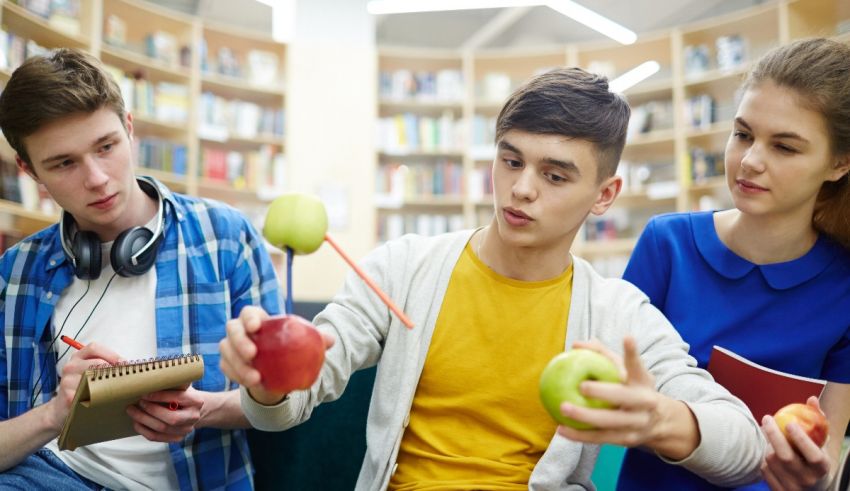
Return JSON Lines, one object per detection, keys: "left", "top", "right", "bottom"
{"left": 324, "top": 234, "right": 414, "bottom": 329}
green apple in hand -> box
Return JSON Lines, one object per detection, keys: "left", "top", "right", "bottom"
{"left": 539, "top": 348, "right": 622, "bottom": 430}
{"left": 264, "top": 193, "right": 329, "bottom": 254}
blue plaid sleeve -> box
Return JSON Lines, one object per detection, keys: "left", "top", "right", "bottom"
{"left": 229, "top": 213, "right": 281, "bottom": 319}
{"left": 0, "top": 254, "right": 8, "bottom": 421}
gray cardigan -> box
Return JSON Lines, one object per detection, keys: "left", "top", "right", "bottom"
{"left": 242, "top": 230, "right": 765, "bottom": 490}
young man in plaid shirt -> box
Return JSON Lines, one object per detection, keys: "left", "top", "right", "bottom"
{"left": 0, "top": 48, "right": 280, "bottom": 490}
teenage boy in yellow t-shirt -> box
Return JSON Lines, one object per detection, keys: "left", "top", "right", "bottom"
{"left": 219, "top": 68, "right": 765, "bottom": 489}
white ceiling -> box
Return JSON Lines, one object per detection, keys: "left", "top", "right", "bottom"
{"left": 148, "top": 0, "right": 765, "bottom": 49}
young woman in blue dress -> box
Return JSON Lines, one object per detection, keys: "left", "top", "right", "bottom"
{"left": 617, "top": 37, "right": 850, "bottom": 491}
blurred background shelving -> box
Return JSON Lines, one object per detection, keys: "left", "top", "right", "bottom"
{"left": 374, "top": 0, "right": 848, "bottom": 277}
{"left": 0, "top": 0, "right": 848, "bottom": 297}
{"left": 0, "top": 0, "right": 287, "bottom": 262}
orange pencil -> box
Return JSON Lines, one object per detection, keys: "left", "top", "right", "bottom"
{"left": 324, "top": 233, "right": 414, "bottom": 329}
{"left": 60, "top": 335, "right": 85, "bottom": 350}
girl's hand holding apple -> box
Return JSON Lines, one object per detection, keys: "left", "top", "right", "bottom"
{"left": 550, "top": 337, "right": 700, "bottom": 461}
{"left": 760, "top": 396, "right": 831, "bottom": 490}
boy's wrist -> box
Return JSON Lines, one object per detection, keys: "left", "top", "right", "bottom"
{"left": 43, "top": 397, "right": 67, "bottom": 434}
{"left": 649, "top": 398, "right": 701, "bottom": 461}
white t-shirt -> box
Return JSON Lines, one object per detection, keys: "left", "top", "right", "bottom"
{"left": 45, "top": 232, "right": 179, "bottom": 490}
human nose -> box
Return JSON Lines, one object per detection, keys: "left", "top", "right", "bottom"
{"left": 81, "top": 155, "right": 109, "bottom": 189}
{"left": 512, "top": 168, "right": 537, "bottom": 201}
{"left": 740, "top": 143, "right": 766, "bottom": 174}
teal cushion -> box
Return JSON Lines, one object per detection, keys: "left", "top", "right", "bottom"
{"left": 591, "top": 444, "right": 626, "bottom": 490}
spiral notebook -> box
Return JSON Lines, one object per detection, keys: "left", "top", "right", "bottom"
{"left": 58, "top": 354, "right": 205, "bottom": 451}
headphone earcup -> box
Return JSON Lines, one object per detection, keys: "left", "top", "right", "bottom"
{"left": 71, "top": 231, "right": 102, "bottom": 280}
{"left": 111, "top": 226, "right": 157, "bottom": 277}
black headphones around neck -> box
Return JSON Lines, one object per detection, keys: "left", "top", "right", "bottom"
{"left": 60, "top": 177, "right": 165, "bottom": 280}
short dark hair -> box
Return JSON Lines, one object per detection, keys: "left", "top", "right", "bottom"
{"left": 495, "top": 67, "right": 630, "bottom": 181}
{"left": 0, "top": 48, "right": 126, "bottom": 171}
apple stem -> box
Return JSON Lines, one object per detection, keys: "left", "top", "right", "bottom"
{"left": 324, "top": 233, "right": 414, "bottom": 329}
{"left": 285, "top": 247, "right": 294, "bottom": 315}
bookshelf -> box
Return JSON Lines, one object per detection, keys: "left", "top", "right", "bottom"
{"left": 376, "top": 48, "right": 466, "bottom": 241}
{"left": 375, "top": 0, "right": 846, "bottom": 276}
{"left": 0, "top": 0, "right": 287, "bottom": 256}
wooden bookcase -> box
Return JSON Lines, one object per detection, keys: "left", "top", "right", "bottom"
{"left": 0, "top": 0, "right": 286, "bottom": 255}
{"left": 375, "top": 0, "right": 848, "bottom": 276}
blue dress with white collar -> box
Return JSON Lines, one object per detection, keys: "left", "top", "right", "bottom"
{"left": 616, "top": 211, "right": 850, "bottom": 491}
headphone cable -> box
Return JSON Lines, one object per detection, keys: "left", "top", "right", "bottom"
{"left": 30, "top": 271, "right": 118, "bottom": 407}
{"left": 29, "top": 280, "right": 91, "bottom": 407}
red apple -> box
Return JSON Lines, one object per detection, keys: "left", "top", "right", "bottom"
{"left": 249, "top": 315, "right": 325, "bottom": 393}
{"left": 774, "top": 402, "right": 829, "bottom": 448}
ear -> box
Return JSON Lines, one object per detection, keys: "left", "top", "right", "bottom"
{"left": 827, "top": 153, "right": 850, "bottom": 182}
{"left": 15, "top": 155, "right": 39, "bottom": 183}
{"left": 125, "top": 112, "right": 134, "bottom": 141}
{"left": 590, "top": 174, "right": 623, "bottom": 216}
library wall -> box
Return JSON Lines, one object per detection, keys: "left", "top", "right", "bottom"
{"left": 286, "top": 0, "right": 377, "bottom": 300}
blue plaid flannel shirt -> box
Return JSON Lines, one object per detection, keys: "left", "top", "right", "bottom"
{"left": 0, "top": 177, "right": 281, "bottom": 490}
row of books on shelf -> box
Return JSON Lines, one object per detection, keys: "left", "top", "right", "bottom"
{"left": 684, "top": 34, "right": 748, "bottom": 77}
{"left": 471, "top": 115, "right": 497, "bottom": 150}
{"left": 375, "top": 161, "right": 464, "bottom": 202}
{"left": 627, "top": 100, "right": 674, "bottom": 140}
{"left": 200, "top": 40, "right": 280, "bottom": 87}
{"left": 199, "top": 144, "right": 286, "bottom": 192}
{"left": 11, "top": 0, "right": 81, "bottom": 36}
{"left": 476, "top": 72, "right": 517, "bottom": 103}
{"left": 106, "top": 66, "right": 190, "bottom": 124}
{"left": 688, "top": 148, "right": 726, "bottom": 182}
{"left": 104, "top": 15, "right": 191, "bottom": 69}
{"left": 684, "top": 94, "right": 715, "bottom": 130}
{"left": 618, "top": 160, "right": 678, "bottom": 197}
{"left": 468, "top": 166, "right": 493, "bottom": 203}
{"left": 376, "top": 112, "right": 464, "bottom": 155}
{"left": 105, "top": 16, "right": 282, "bottom": 85}
{"left": 379, "top": 69, "right": 464, "bottom": 102}
{"left": 0, "top": 159, "right": 55, "bottom": 214}
{"left": 134, "top": 138, "right": 188, "bottom": 176}
{"left": 584, "top": 207, "right": 658, "bottom": 243}
{"left": 0, "top": 28, "right": 50, "bottom": 72}
{"left": 199, "top": 92, "right": 284, "bottom": 140}
{"left": 377, "top": 212, "right": 465, "bottom": 242}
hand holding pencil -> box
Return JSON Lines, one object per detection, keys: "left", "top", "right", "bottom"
{"left": 60, "top": 336, "right": 181, "bottom": 411}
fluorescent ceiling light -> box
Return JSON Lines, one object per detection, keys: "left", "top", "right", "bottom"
{"left": 368, "top": 0, "right": 540, "bottom": 14}
{"left": 366, "top": 0, "right": 636, "bottom": 45}
{"left": 545, "top": 1, "right": 636, "bottom": 44}
{"left": 608, "top": 61, "right": 660, "bottom": 93}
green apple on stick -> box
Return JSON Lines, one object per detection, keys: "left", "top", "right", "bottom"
{"left": 539, "top": 348, "right": 622, "bottom": 430}
{"left": 263, "top": 192, "right": 329, "bottom": 254}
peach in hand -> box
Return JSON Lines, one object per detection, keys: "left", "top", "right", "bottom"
{"left": 773, "top": 402, "right": 829, "bottom": 448}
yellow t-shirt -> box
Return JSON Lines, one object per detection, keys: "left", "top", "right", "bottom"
{"left": 389, "top": 242, "right": 573, "bottom": 490}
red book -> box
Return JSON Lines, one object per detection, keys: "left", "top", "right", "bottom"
{"left": 706, "top": 345, "right": 826, "bottom": 421}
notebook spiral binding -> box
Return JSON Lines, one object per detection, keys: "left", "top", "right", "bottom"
{"left": 89, "top": 354, "right": 201, "bottom": 380}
